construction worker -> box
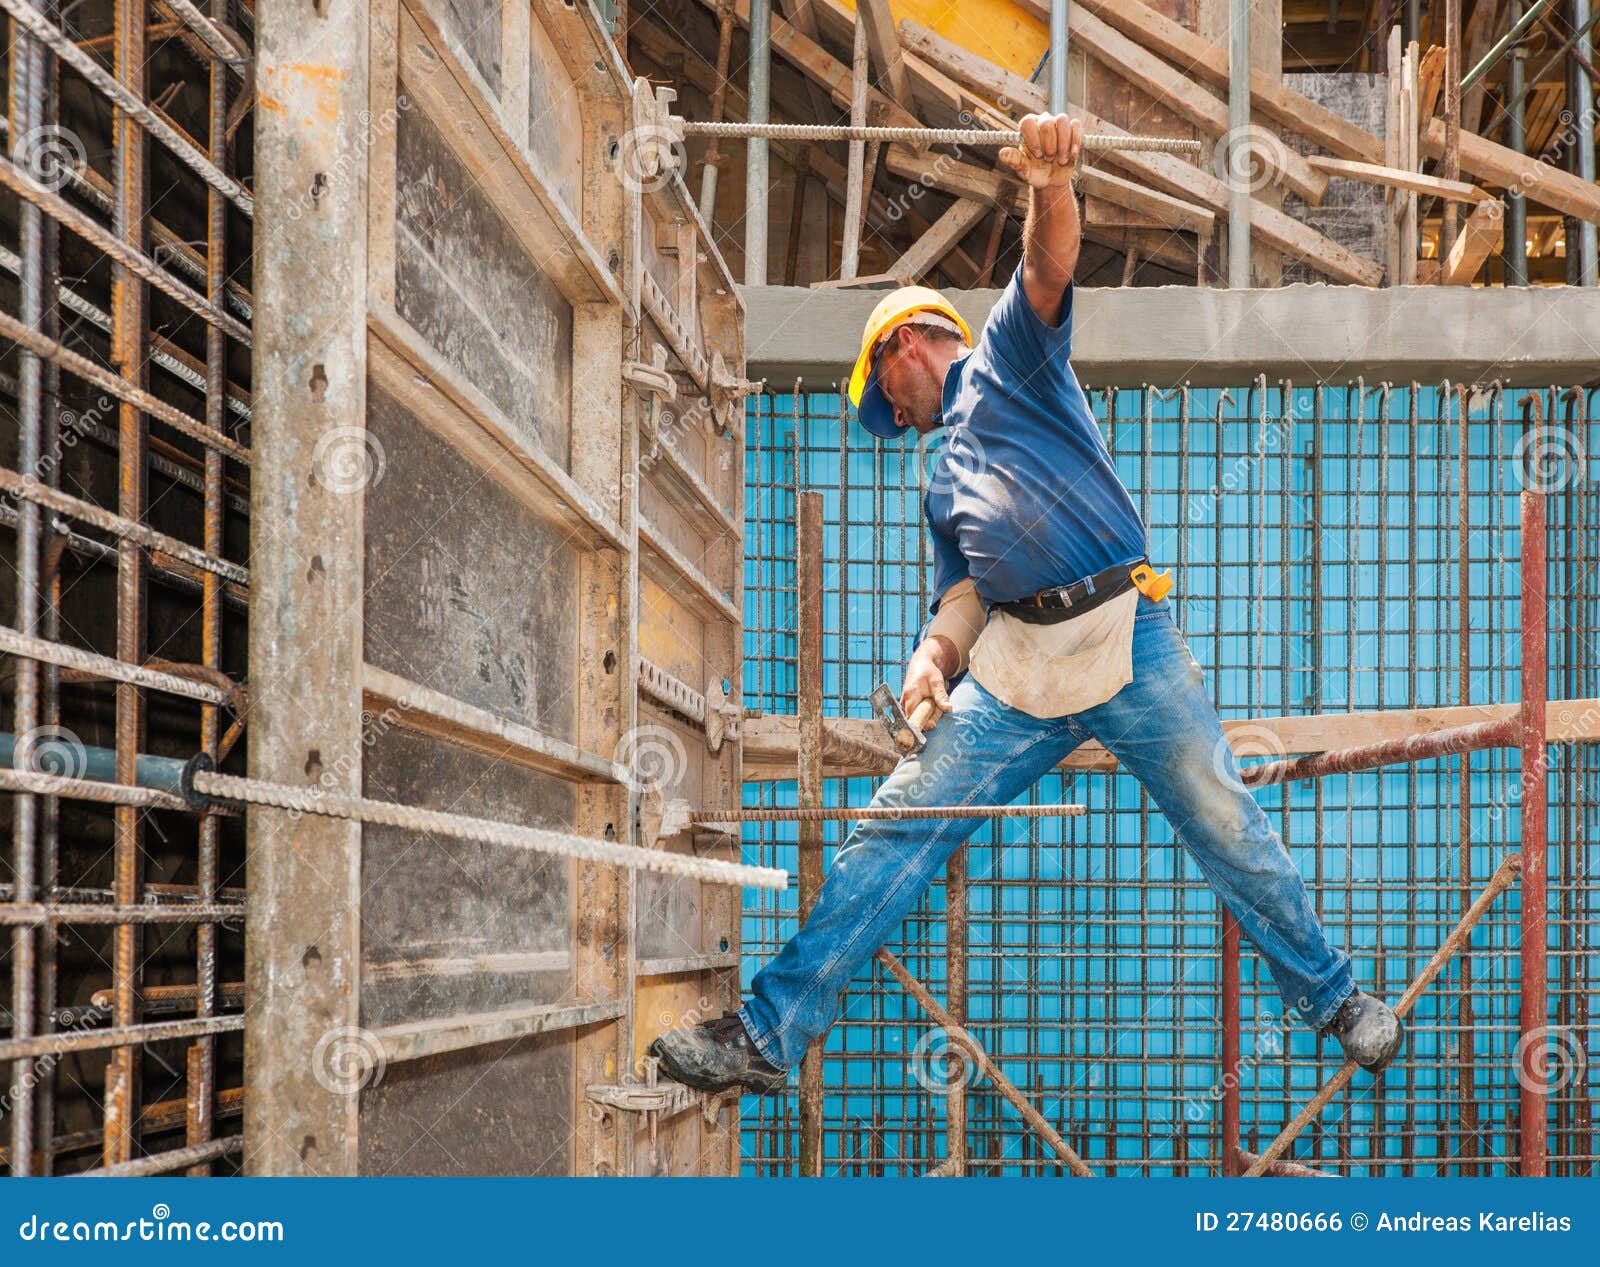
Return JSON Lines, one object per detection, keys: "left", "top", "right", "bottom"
{"left": 652, "top": 114, "right": 1401, "bottom": 1097}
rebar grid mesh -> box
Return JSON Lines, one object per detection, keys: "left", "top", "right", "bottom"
{"left": 1, "top": 0, "right": 251, "bottom": 1176}
{"left": 741, "top": 382, "right": 1600, "bottom": 1177}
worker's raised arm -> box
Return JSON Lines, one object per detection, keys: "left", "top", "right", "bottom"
{"left": 999, "top": 114, "right": 1085, "bottom": 326}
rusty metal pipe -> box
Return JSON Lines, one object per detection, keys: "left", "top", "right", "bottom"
{"left": 1241, "top": 715, "right": 1519, "bottom": 787}
{"left": 877, "top": 947, "right": 1094, "bottom": 1176}
{"left": 1244, "top": 853, "right": 1523, "bottom": 1176}
{"left": 797, "top": 491, "right": 824, "bottom": 1176}
{"left": 1517, "top": 392, "right": 1550, "bottom": 1176}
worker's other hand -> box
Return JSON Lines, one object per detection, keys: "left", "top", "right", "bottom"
{"left": 999, "top": 113, "right": 1084, "bottom": 188}
{"left": 900, "top": 638, "right": 955, "bottom": 732}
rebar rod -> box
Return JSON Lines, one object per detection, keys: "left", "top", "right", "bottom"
{"left": 0, "top": 626, "right": 232, "bottom": 705}
{"left": 0, "top": 0, "right": 254, "bottom": 215}
{"left": 0, "top": 159, "right": 252, "bottom": 345}
{"left": 76, "top": 1135, "right": 242, "bottom": 1177}
{"left": 682, "top": 120, "right": 1201, "bottom": 153}
{"left": 0, "top": 766, "right": 191, "bottom": 812}
{"left": 877, "top": 947, "right": 1094, "bottom": 1177}
{"left": 1243, "top": 852, "right": 1523, "bottom": 1176}
{"left": 189, "top": 769, "right": 787, "bottom": 890}
{"left": 0, "top": 903, "right": 243, "bottom": 927}
{"left": 0, "top": 1015, "right": 245, "bottom": 1063}
{"left": 691, "top": 803, "right": 1090, "bottom": 823}
{"left": 0, "top": 468, "right": 249, "bottom": 581}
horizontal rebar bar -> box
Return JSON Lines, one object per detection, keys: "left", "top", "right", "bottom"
{"left": 1242, "top": 715, "right": 1519, "bottom": 786}
{"left": 0, "top": 626, "right": 232, "bottom": 705}
{"left": 0, "top": 766, "right": 193, "bottom": 812}
{"left": 1, "top": 0, "right": 254, "bottom": 215}
{"left": 0, "top": 1015, "right": 244, "bottom": 1063}
{"left": 691, "top": 803, "right": 1089, "bottom": 823}
{"left": 0, "top": 160, "right": 253, "bottom": 347}
{"left": 1243, "top": 852, "right": 1523, "bottom": 1176}
{"left": 680, "top": 120, "right": 1202, "bottom": 155}
{"left": 0, "top": 903, "right": 243, "bottom": 927}
{"left": 188, "top": 769, "right": 788, "bottom": 891}
{"left": 75, "top": 1135, "right": 243, "bottom": 1177}
{"left": 0, "top": 468, "right": 249, "bottom": 582}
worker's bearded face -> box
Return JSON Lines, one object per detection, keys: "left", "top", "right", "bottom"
{"left": 877, "top": 328, "right": 957, "bottom": 436}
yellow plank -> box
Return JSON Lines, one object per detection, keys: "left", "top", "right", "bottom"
{"left": 837, "top": 0, "right": 1046, "bottom": 79}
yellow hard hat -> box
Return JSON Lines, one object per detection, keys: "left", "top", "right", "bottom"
{"left": 847, "top": 286, "right": 973, "bottom": 438}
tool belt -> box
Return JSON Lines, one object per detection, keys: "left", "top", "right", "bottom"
{"left": 995, "top": 560, "right": 1173, "bottom": 626}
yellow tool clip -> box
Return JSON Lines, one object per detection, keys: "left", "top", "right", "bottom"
{"left": 1130, "top": 563, "right": 1174, "bottom": 602}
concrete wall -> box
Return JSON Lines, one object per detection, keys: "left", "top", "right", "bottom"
{"left": 743, "top": 283, "right": 1600, "bottom": 387}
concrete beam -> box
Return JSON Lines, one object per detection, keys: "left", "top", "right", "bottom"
{"left": 742, "top": 283, "right": 1600, "bottom": 387}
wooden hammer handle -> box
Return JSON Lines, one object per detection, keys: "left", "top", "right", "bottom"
{"left": 906, "top": 698, "right": 939, "bottom": 740}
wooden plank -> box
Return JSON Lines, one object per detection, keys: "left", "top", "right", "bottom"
{"left": 743, "top": 698, "right": 1600, "bottom": 782}
{"left": 1039, "top": 0, "right": 1387, "bottom": 163}
{"left": 1442, "top": 197, "right": 1504, "bottom": 284}
{"left": 896, "top": 18, "right": 1046, "bottom": 118}
{"left": 1423, "top": 116, "right": 1600, "bottom": 224}
{"left": 1308, "top": 155, "right": 1491, "bottom": 203}
{"left": 1037, "top": 8, "right": 1330, "bottom": 204}
{"left": 857, "top": 0, "right": 915, "bottom": 111}
{"left": 890, "top": 197, "right": 990, "bottom": 281}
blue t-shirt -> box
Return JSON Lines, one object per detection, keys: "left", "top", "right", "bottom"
{"left": 925, "top": 267, "right": 1148, "bottom": 607}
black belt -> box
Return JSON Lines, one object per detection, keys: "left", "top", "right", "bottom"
{"left": 994, "top": 560, "right": 1150, "bottom": 626}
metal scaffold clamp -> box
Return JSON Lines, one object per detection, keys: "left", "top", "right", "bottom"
{"left": 623, "top": 345, "right": 677, "bottom": 449}
{"left": 627, "top": 77, "right": 688, "bottom": 182}
{"left": 709, "top": 352, "right": 763, "bottom": 437}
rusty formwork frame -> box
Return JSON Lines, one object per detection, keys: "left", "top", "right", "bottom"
{"left": 3, "top": 0, "right": 751, "bottom": 1177}
{"left": 247, "top": 0, "right": 750, "bottom": 1177}
{"left": 771, "top": 388, "right": 1576, "bottom": 1177}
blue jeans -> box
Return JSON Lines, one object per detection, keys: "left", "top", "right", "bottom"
{"left": 740, "top": 597, "right": 1355, "bottom": 1070}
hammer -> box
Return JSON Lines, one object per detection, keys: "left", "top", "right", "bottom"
{"left": 870, "top": 683, "right": 940, "bottom": 755}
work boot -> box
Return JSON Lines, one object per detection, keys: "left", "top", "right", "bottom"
{"left": 1320, "top": 991, "right": 1404, "bottom": 1073}
{"left": 649, "top": 1011, "right": 788, "bottom": 1095}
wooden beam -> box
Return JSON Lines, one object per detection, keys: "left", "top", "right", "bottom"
{"left": 1423, "top": 116, "right": 1600, "bottom": 224}
{"left": 1039, "top": 0, "right": 1387, "bottom": 163}
{"left": 1442, "top": 197, "right": 1504, "bottom": 283}
{"left": 1036, "top": 9, "right": 1330, "bottom": 204}
{"left": 1307, "top": 155, "right": 1491, "bottom": 203}
{"left": 856, "top": 0, "right": 915, "bottom": 111}
{"left": 744, "top": 698, "right": 1600, "bottom": 782}
{"left": 889, "top": 197, "right": 989, "bottom": 282}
